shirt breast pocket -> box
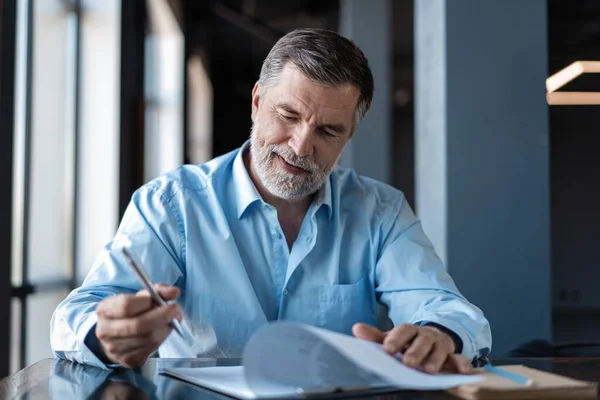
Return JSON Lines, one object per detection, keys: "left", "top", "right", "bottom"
{"left": 317, "top": 276, "right": 378, "bottom": 335}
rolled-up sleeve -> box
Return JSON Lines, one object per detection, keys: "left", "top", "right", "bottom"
{"left": 50, "top": 183, "right": 185, "bottom": 368}
{"left": 375, "top": 197, "right": 492, "bottom": 362}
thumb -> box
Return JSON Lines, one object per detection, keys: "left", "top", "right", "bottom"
{"left": 352, "top": 323, "right": 387, "bottom": 343}
{"left": 156, "top": 284, "right": 181, "bottom": 301}
{"left": 446, "top": 354, "right": 473, "bottom": 374}
{"left": 136, "top": 284, "right": 181, "bottom": 301}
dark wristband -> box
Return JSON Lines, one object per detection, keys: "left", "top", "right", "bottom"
{"left": 84, "top": 323, "right": 114, "bottom": 364}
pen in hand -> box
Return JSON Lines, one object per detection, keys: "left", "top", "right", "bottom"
{"left": 121, "top": 248, "right": 185, "bottom": 338}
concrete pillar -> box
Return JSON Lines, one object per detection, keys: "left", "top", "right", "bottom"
{"left": 415, "top": 0, "right": 551, "bottom": 355}
{"left": 339, "top": 0, "right": 391, "bottom": 184}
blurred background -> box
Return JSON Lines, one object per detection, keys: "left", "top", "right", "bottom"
{"left": 0, "top": 0, "right": 599, "bottom": 378}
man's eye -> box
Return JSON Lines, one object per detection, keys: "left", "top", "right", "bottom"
{"left": 320, "top": 128, "right": 336, "bottom": 137}
{"left": 279, "top": 112, "right": 296, "bottom": 120}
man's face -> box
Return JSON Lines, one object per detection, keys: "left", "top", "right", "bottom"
{"left": 249, "top": 65, "right": 359, "bottom": 201}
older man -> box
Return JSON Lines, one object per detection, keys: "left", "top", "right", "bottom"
{"left": 51, "top": 28, "right": 491, "bottom": 373}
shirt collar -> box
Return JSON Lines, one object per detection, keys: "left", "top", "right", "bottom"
{"left": 233, "top": 142, "right": 262, "bottom": 219}
{"left": 312, "top": 173, "right": 333, "bottom": 220}
{"left": 233, "top": 141, "right": 333, "bottom": 220}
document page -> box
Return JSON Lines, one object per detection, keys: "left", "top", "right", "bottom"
{"left": 162, "top": 365, "right": 304, "bottom": 399}
{"left": 162, "top": 366, "right": 257, "bottom": 399}
{"left": 302, "top": 324, "right": 484, "bottom": 389}
{"left": 243, "top": 322, "right": 483, "bottom": 394}
{"left": 161, "top": 321, "right": 485, "bottom": 399}
{"left": 243, "top": 322, "right": 387, "bottom": 397}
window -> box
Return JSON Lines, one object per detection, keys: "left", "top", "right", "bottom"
{"left": 76, "top": 0, "right": 120, "bottom": 284}
{"left": 144, "top": 0, "right": 184, "bottom": 181}
{"left": 10, "top": 0, "right": 121, "bottom": 372}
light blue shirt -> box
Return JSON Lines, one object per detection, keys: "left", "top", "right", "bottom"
{"left": 51, "top": 143, "right": 491, "bottom": 368}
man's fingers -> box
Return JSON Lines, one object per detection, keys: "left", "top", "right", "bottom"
{"left": 102, "top": 336, "right": 150, "bottom": 358}
{"left": 136, "top": 284, "right": 180, "bottom": 302}
{"left": 352, "top": 323, "right": 387, "bottom": 343}
{"left": 446, "top": 354, "right": 473, "bottom": 374}
{"left": 117, "top": 345, "right": 156, "bottom": 369}
{"left": 381, "top": 324, "right": 418, "bottom": 354}
{"left": 103, "top": 326, "right": 172, "bottom": 357}
{"left": 402, "top": 334, "right": 434, "bottom": 368}
{"left": 421, "top": 344, "right": 447, "bottom": 374}
{"left": 96, "top": 294, "right": 154, "bottom": 319}
{"left": 440, "top": 354, "right": 473, "bottom": 374}
{"left": 377, "top": 324, "right": 470, "bottom": 374}
{"left": 97, "top": 303, "right": 181, "bottom": 339}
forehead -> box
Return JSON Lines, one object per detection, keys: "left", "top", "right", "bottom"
{"left": 265, "top": 65, "right": 359, "bottom": 118}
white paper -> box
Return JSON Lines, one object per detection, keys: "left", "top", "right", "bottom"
{"left": 163, "top": 366, "right": 257, "bottom": 399}
{"left": 162, "top": 366, "right": 301, "bottom": 399}
{"left": 243, "top": 322, "right": 482, "bottom": 393}
{"left": 161, "top": 321, "right": 484, "bottom": 399}
{"left": 302, "top": 324, "right": 484, "bottom": 389}
{"left": 243, "top": 323, "right": 389, "bottom": 395}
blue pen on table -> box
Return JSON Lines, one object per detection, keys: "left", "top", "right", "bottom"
{"left": 121, "top": 248, "right": 185, "bottom": 338}
{"left": 483, "top": 364, "right": 534, "bottom": 386}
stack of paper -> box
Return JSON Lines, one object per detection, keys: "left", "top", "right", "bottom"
{"left": 161, "top": 321, "right": 484, "bottom": 399}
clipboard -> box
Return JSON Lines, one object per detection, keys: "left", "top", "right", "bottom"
{"left": 446, "top": 364, "right": 598, "bottom": 399}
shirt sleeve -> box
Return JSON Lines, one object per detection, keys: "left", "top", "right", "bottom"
{"left": 50, "top": 184, "right": 186, "bottom": 368}
{"left": 375, "top": 196, "right": 492, "bottom": 362}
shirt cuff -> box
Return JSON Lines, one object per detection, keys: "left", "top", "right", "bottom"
{"left": 84, "top": 323, "right": 114, "bottom": 365}
{"left": 78, "top": 314, "right": 121, "bottom": 369}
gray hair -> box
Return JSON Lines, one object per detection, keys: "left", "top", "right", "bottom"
{"left": 258, "top": 28, "right": 374, "bottom": 128}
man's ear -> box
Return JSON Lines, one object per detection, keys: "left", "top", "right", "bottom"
{"left": 251, "top": 82, "right": 260, "bottom": 122}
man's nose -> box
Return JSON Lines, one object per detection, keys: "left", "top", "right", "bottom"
{"left": 288, "top": 125, "right": 314, "bottom": 157}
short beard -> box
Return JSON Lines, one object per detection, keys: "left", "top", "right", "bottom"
{"left": 249, "top": 120, "right": 331, "bottom": 201}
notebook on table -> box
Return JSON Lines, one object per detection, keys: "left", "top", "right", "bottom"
{"left": 160, "top": 321, "right": 484, "bottom": 399}
{"left": 446, "top": 364, "right": 598, "bottom": 399}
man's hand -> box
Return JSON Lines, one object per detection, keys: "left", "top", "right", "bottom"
{"left": 96, "top": 381, "right": 149, "bottom": 400}
{"left": 352, "top": 323, "right": 472, "bottom": 374}
{"left": 95, "top": 284, "right": 182, "bottom": 368}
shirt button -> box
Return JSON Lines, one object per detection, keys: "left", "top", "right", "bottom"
{"left": 272, "top": 230, "right": 281, "bottom": 239}
{"left": 282, "top": 289, "right": 289, "bottom": 296}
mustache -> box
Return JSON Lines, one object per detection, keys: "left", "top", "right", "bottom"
{"left": 268, "top": 146, "right": 319, "bottom": 172}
